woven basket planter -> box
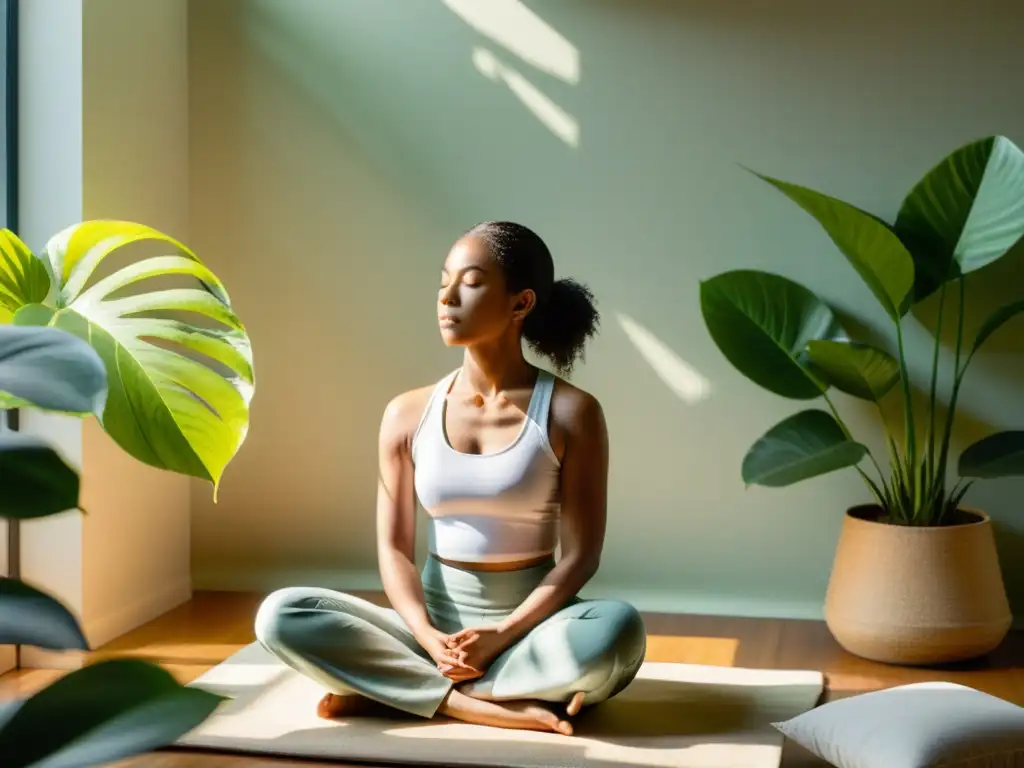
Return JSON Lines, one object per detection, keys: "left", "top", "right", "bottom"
{"left": 823, "top": 504, "right": 1012, "bottom": 665}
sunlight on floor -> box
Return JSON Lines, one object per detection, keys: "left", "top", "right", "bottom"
{"left": 445, "top": 0, "right": 581, "bottom": 148}
{"left": 645, "top": 634, "right": 738, "bottom": 666}
{"left": 616, "top": 313, "right": 712, "bottom": 404}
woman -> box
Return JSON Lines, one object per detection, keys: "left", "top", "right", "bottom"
{"left": 255, "top": 221, "right": 646, "bottom": 736}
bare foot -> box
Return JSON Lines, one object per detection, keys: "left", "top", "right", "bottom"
{"left": 316, "top": 692, "right": 396, "bottom": 720}
{"left": 566, "top": 691, "right": 585, "bottom": 717}
{"left": 438, "top": 690, "right": 574, "bottom": 735}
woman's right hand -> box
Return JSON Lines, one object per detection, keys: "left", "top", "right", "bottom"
{"left": 419, "top": 627, "right": 482, "bottom": 682}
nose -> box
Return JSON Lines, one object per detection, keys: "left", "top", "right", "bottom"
{"left": 439, "top": 283, "right": 458, "bottom": 306}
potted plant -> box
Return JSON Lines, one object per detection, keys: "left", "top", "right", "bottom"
{"left": 0, "top": 221, "right": 254, "bottom": 764}
{"left": 699, "top": 135, "right": 1024, "bottom": 665}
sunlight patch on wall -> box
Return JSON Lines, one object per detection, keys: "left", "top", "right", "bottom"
{"left": 472, "top": 47, "right": 579, "bottom": 148}
{"left": 617, "top": 312, "right": 712, "bottom": 405}
{"left": 442, "top": 0, "right": 579, "bottom": 84}
{"left": 445, "top": 0, "right": 580, "bottom": 149}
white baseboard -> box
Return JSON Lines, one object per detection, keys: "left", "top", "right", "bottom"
{"left": 19, "top": 578, "right": 193, "bottom": 671}
{"left": 193, "top": 566, "right": 830, "bottom": 621}
{"left": 85, "top": 578, "right": 193, "bottom": 649}
{"left": 194, "top": 566, "right": 1024, "bottom": 628}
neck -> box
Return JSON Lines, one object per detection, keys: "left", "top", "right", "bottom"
{"left": 459, "top": 334, "right": 534, "bottom": 397}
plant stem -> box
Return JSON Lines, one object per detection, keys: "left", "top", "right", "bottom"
{"left": 937, "top": 277, "right": 967, "bottom": 488}
{"left": 894, "top": 322, "right": 918, "bottom": 517}
{"left": 824, "top": 392, "right": 888, "bottom": 506}
{"left": 926, "top": 281, "right": 948, "bottom": 490}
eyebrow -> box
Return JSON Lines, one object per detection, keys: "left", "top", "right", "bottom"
{"left": 441, "top": 265, "right": 487, "bottom": 274}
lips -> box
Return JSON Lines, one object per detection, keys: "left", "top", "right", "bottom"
{"left": 438, "top": 315, "right": 460, "bottom": 326}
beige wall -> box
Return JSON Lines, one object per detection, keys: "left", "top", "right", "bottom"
{"left": 80, "top": 0, "right": 193, "bottom": 648}
{"left": 17, "top": 0, "right": 192, "bottom": 667}
{"left": 189, "top": 0, "right": 1024, "bottom": 619}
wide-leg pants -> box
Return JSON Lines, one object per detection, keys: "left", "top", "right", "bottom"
{"left": 254, "top": 555, "right": 647, "bottom": 719}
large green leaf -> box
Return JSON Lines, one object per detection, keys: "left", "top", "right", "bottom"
{"left": 700, "top": 269, "right": 842, "bottom": 400}
{"left": 968, "top": 299, "right": 1024, "bottom": 361}
{"left": 895, "top": 136, "right": 1024, "bottom": 300}
{"left": 7, "top": 221, "right": 255, "bottom": 496}
{"left": 806, "top": 340, "right": 900, "bottom": 401}
{"left": 0, "top": 578, "right": 89, "bottom": 650}
{"left": 0, "top": 433, "right": 79, "bottom": 519}
{"left": 0, "top": 324, "right": 107, "bottom": 415}
{"left": 752, "top": 171, "right": 916, "bottom": 319}
{"left": 0, "top": 229, "right": 50, "bottom": 319}
{"left": 959, "top": 431, "right": 1024, "bottom": 479}
{"left": 0, "top": 658, "right": 224, "bottom": 767}
{"left": 742, "top": 409, "right": 868, "bottom": 487}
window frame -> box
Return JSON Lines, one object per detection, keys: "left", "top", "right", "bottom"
{"left": 2, "top": 0, "right": 20, "bottom": 588}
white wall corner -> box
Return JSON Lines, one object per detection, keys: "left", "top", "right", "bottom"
{"left": 16, "top": 0, "right": 194, "bottom": 668}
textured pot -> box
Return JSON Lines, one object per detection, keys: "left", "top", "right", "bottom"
{"left": 824, "top": 504, "right": 1012, "bottom": 665}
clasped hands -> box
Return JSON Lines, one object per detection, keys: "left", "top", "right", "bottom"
{"left": 424, "top": 625, "right": 511, "bottom": 683}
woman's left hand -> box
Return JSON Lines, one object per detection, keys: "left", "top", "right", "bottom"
{"left": 444, "top": 625, "right": 512, "bottom": 673}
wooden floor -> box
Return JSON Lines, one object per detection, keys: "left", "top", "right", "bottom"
{"left": 4, "top": 591, "right": 1024, "bottom": 767}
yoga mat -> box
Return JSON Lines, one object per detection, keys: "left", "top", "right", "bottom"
{"left": 174, "top": 642, "right": 823, "bottom": 767}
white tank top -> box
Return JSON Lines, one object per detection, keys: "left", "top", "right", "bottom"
{"left": 411, "top": 368, "right": 561, "bottom": 563}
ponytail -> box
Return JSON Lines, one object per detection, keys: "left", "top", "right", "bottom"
{"left": 523, "top": 277, "right": 599, "bottom": 375}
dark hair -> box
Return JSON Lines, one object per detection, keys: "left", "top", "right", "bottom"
{"left": 466, "top": 221, "right": 600, "bottom": 375}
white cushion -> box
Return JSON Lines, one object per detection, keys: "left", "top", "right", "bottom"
{"left": 772, "top": 681, "right": 1024, "bottom": 768}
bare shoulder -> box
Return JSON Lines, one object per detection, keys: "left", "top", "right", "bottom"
{"left": 548, "top": 375, "right": 608, "bottom": 457}
{"left": 379, "top": 383, "right": 437, "bottom": 451}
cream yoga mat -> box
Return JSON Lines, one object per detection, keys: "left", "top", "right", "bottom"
{"left": 174, "top": 642, "right": 824, "bottom": 768}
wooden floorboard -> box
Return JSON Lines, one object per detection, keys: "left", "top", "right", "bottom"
{"left": 4, "top": 591, "right": 1024, "bottom": 767}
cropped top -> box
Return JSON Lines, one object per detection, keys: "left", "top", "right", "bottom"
{"left": 411, "top": 368, "right": 561, "bottom": 563}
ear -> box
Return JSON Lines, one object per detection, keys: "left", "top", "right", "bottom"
{"left": 512, "top": 289, "right": 537, "bottom": 321}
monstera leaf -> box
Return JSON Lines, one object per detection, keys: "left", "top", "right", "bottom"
{"left": 0, "top": 222, "right": 254, "bottom": 496}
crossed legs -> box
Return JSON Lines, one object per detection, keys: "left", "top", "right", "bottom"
{"left": 254, "top": 586, "right": 646, "bottom": 732}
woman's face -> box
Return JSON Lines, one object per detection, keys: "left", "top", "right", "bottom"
{"left": 438, "top": 235, "right": 533, "bottom": 347}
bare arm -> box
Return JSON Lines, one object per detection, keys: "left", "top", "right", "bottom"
{"left": 375, "top": 391, "right": 435, "bottom": 642}
{"left": 495, "top": 389, "right": 609, "bottom": 644}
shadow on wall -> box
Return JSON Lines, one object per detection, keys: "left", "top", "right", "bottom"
{"left": 189, "top": 0, "right": 1024, "bottom": 614}
{"left": 911, "top": 241, "right": 1024, "bottom": 610}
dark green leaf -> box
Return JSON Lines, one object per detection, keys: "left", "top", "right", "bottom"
{"left": 0, "top": 323, "right": 107, "bottom": 415}
{"left": 700, "top": 269, "right": 842, "bottom": 400}
{"left": 0, "top": 658, "right": 225, "bottom": 768}
{"left": 895, "top": 135, "right": 1024, "bottom": 301}
{"left": 806, "top": 340, "right": 901, "bottom": 401}
{"left": 970, "top": 299, "right": 1024, "bottom": 360}
{"left": 959, "top": 431, "right": 1024, "bottom": 479}
{"left": 743, "top": 409, "right": 868, "bottom": 487}
{"left": 0, "top": 579, "right": 88, "bottom": 650}
{"left": 0, "top": 433, "right": 79, "bottom": 519}
{"left": 751, "top": 171, "right": 916, "bottom": 319}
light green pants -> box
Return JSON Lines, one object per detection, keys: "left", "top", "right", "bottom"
{"left": 254, "top": 555, "right": 647, "bottom": 719}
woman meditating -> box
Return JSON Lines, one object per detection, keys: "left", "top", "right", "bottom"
{"left": 255, "top": 221, "right": 647, "bottom": 736}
